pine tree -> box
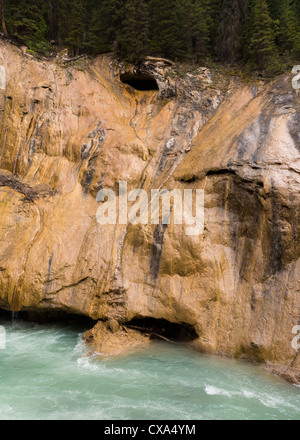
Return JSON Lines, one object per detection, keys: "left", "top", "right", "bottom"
{"left": 1, "top": 0, "right": 297, "bottom": 74}
{"left": 87, "top": 0, "right": 122, "bottom": 54}
{"left": 48, "top": 0, "right": 59, "bottom": 42}
{"left": 178, "top": 0, "right": 212, "bottom": 62}
{"left": 192, "top": 0, "right": 212, "bottom": 61}
{"left": 149, "top": 0, "right": 185, "bottom": 60}
{"left": 67, "top": 0, "right": 84, "bottom": 55}
{"left": 295, "top": 0, "right": 300, "bottom": 17}
{"left": 277, "top": 0, "right": 300, "bottom": 57}
{"left": 266, "top": 0, "right": 283, "bottom": 19}
{"left": 7, "top": 0, "right": 50, "bottom": 53}
{"left": 117, "top": 0, "right": 150, "bottom": 63}
{"left": 209, "top": 0, "right": 221, "bottom": 42}
{"left": 245, "top": 0, "right": 280, "bottom": 74}
{"left": 215, "top": 0, "right": 249, "bottom": 63}
{"left": 57, "top": 0, "right": 72, "bottom": 46}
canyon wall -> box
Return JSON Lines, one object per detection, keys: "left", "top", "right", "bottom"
{"left": 0, "top": 40, "right": 299, "bottom": 382}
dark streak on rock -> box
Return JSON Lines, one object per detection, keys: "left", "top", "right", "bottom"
{"left": 83, "top": 161, "right": 96, "bottom": 195}
{"left": 269, "top": 182, "right": 283, "bottom": 275}
{"left": 156, "top": 140, "right": 177, "bottom": 176}
{"left": 0, "top": 171, "right": 54, "bottom": 201}
{"left": 288, "top": 112, "right": 300, "bottom": 152}
{"left": 150, "top": 224, "right": 168, "bottom": 279}
{"left": 47, "top": 253, "right": 54, "bottom": 283}
{"left": 251, "top": 290, "right": 256, "bottom": 311}
{"left": 251, "top": 112, "right": 272, "bottom": 163}
{"left": 206, "top": 168, "right": 237, "bottom": 177}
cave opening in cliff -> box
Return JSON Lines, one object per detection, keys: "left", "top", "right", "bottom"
{"left": 120, "top": 73, "right": 159, "bottom": 91}
{"left": 0, "top": 307, "right": 96, "bottom": 328}
{"left": 124, "top": 318, "right": 197, "bottom": 343}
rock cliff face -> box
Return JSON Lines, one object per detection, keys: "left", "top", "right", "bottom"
{"left": 0, "top": 40, "right": 299, "bottom": 382}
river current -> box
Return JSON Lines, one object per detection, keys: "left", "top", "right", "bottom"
{"left": 0, "top": 318, "right": 299, "bottom": 420}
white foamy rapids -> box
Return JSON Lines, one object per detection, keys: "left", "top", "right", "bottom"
{"left": 205, "top": 385, "right": 235, "bottom": 398}
{"left": 76, "top": 356, "right": 100, "bottom": 371}
{"left": 1, "top": 320, "right": 300, "bottom": 420}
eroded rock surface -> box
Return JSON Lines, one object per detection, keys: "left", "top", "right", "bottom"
{"left": 0, "top": 40, "right": 299, "bottom": 382}
{"left": 83, "top": 320, "right": 150, "bottom": 357}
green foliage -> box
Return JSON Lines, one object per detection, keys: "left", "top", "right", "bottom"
{"left": 149, "top": 0, "right": 185, "bottom": 60}
{"left": 6, "top": 0, "right": 50, "bottom": 54}
{"left": 2, "top": 0, "right": 300, "bottom": 74}
{"left": 86, "top": 0, "right": 122, "bottom": 54}
{"left": 57, "top": 0, "right": 73, "bottom": 46}
{"left": 267, "top": 0, "right": 284, "bottom": 19}
{"left": 117, "top": 0, "right": 150, "bottom": 63}
{"left": 244, "top": 0, "right": 281, "bottom": 74}
{"left": 215, "top": 0, "right": 249, "bottom": 63}
{"left": 181, "top": 0, "right": 212, "bottom": 62}
{"left": 276, "top": 0, "right": 300, "bottom": 58}
{"left": 66, "top": 0, "right": 84, "bottom": 55}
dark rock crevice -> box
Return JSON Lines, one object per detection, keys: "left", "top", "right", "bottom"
{"left": 0, "top": 307, "right": 96, "bottom": 327}
{"left": 150, "top": 224, "right": 168, "bottom": 279}
{"left": 120, "top": 72, "right": 159, "bottom": 91}
{"left": 124, "top": 317, "right": 198, "bottom": 343}
{"left": 0, "top": 171, "right": 54, "bottom": 201}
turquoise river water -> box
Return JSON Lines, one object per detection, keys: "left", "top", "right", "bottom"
{"left": 0, "top": 317, "right": 299, "bottom": 420}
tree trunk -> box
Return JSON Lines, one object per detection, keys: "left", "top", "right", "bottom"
{"left": 0, "top": 0, "right": 8, "bottom": 38}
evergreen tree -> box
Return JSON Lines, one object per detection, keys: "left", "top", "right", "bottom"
{"left": 7, "top": 0, "right": 50, "bottom": 53}
{"left": 57, "top": 0, "right": 72, "bottom": 45}
{"left": 1, "top": 0, "right": 298, "bottom": 74}
{"left": 245, "top": 0, "right": 280, "bottom": 74}
{"left": 149, "top": 0, "right": 185, "bottom": 60}
{"left": 48, "top": 0, "right": 59, "bottom": 42}
{"left": 179, "top": 0, "right": 212, "bottom": 62}
{"left": 277, "top": 0, "right": 300, "bottom": 57}
{"left": 117, "top": 0, "right": 150, "bottom": 63}
{"left": 215, "top": 0, "right": 249, "bottom": 63}
{"left": 295, "top": 0, "right": 300, "bottom": 17}
{"left": 266, "top": 0, "right": 283, "bottom": 19}
{"left": 87, "top": 0, "right": 122, "bottom": 54}
{"left": 192, "top": 0, "right": 212, "bottom": 61}
{"left": 209, "top": 0, "right": 221, "bottom": 47}
{"left": 67, "top": 0, "right": 84, "bottom": 55}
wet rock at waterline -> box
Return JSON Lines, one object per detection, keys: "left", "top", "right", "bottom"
{"left": 83, "top": 320, "right": 151, "bottom": 357}
{"left": 0, "top": 39, "right": 299, "bottom": 383}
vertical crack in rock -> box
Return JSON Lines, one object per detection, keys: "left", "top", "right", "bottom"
{"left": 251, "top": 112, "right": 272, "bottom": 163}
{"left": 269, "top": 181, "right": 283, "bottom": 276}
{"left": 129, "top": 97, "right": 150, "bottom": 160}
{"left": 150, "top": 224, "right": 168, "bottom": 280}
{"left": 47, "top": 253, "right": 54, "bottom": 283}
